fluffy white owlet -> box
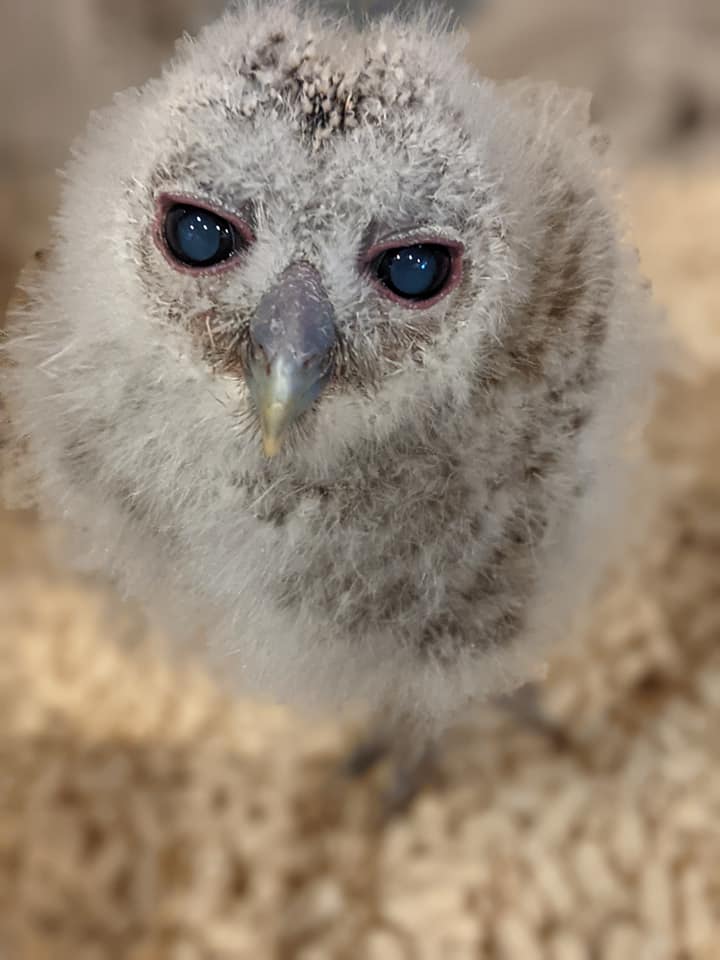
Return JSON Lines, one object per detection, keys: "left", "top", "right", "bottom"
{"left": 3, "top": 1, "right": 653, "bottom": 735}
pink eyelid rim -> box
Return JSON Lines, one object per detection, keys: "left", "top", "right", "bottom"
{"left": 153, "top": 193, "right": 255, "bottom": 275}
{"left": 361, "top": 236, "right": 465, "bottom": 309}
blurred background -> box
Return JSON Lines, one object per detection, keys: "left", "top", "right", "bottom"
{"left": 1, "top": 2, "right": 719, "bottom": 958}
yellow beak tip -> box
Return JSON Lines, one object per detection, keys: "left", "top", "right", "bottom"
{"left": 261, "top": 433, "right": 284, "bottom": 458}
{"left": 260, "top": 401, "right": 290, "bottom": 458}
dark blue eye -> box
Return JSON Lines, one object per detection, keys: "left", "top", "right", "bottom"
{"left": 164, "top": 204, "right": 237, "bottom": 267}
{"left": 374, "top": 244, "right": 452, "bottom": 301}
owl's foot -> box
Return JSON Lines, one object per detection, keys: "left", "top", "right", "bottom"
{"left": 493, "top": 682, "right": 571, "bottom": 749}
{"left": 342, "top": 732, "right": 437, "bottom": 818}
{"left": 343, "top": 683, "right": 568, "bottom": 816}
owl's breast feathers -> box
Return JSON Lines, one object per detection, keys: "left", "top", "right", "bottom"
{"left": 235, "top": 408, "right": 559, "bottom": 660}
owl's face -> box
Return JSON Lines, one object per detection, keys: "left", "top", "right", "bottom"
{"left": 44, "top": 3, "right": 533, "bottom": 483}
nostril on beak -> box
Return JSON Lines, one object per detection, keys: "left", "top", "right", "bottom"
{"left": 248, "top": 334, "right": 271, "bottom": 377}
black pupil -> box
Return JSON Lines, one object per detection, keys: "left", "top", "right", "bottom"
{"left": 164, "top": 204, "right": 236, "bottom": 267}
{"left": 375, "top": 244, "right": 451, "bottom": 301}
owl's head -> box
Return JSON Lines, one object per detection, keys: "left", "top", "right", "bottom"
{"left": 14, "top": 0, "right": 610, "bottom": 471}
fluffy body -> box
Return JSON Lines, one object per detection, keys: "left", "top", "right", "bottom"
{"left": 3, "top": 1, "right": 654, "bottom": 733}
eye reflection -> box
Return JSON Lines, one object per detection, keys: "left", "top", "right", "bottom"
{"left": 374, "top": 243, "right": 452, "bottom": 301}
{"left": 163, "top": 204, "right": 237, "bottom": 267}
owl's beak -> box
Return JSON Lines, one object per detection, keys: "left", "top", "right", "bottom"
{"left": 245, "top": 262, "right": 336, "bottom": 458}
{"left": 249, "top": 352, "right": 333, "bottom": 457}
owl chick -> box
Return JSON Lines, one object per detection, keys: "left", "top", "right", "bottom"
{"left": 3, "top": 1, "right": 654, "bottom": 737}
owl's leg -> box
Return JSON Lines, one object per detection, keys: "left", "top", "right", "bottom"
{"left": 380, "top": 740, "right": 437, "bottom": 815}
{"left": 342, "top": 733, "right": 389, "bottom": 778}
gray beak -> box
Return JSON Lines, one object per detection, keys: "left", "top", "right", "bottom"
{"left": 245, "top": 261, "right": 337, "bottom": 457}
